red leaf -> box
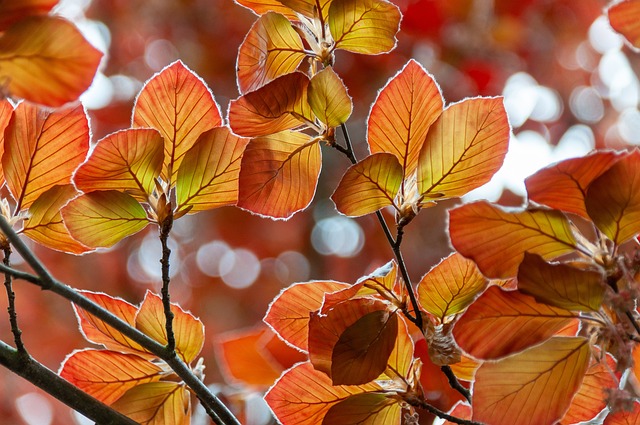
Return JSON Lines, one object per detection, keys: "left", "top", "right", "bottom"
{"left": 604, "top": 402, "right": 640, "bottom": 425}
{"left": 0, "top": 0, "right": 57, "bottom": 31}
{"left": 233, "top": 0, "right": 298, "bottom": 19}
{"left": 0, "top": 99, "right": 15, "bottom": 186}
{"left": 608, "top": 0, "right": 640, "bottom": 49}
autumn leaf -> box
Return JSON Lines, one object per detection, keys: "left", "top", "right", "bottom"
{"left": 110, "top": 382, "right": 190, "bottom": 425}
{"left": 331, "top": 153, "right": 403, "bottom": 217}
{"left": 264, "top": 280, "right": 349, "bottom": 352}
{"left": 328, "top": 0, "right": 401, "bottom": 55}
{"left": 279, "top": 0, "right": 332, "bottom": 19}
{"left": 448, "top": 355, "right": 480, "bottom": 382}
{"left": 237, "top": 131, "right": 321, "bottom": 219}
{"left": 175, "top": 127, "right": 249, "bottom": 213}
{"left": 472, "top": 337, "right": 590, "bottom": 425}
{"left": 132, "top": 60, "right": 222, "bottom": 185}
{"left": 604, "top": 402, "right": 640, "bottom": 425}
{"left": 585, "top": 149, "right": 640, "bottom": 246}
{"left": 237, "top": 12, "right": 307, "bottom": 94}
{"left": 0, "top": 16, "right": 102, "bottom": 107}
{"left": 233, "top": 0, "right": 299, "bottom": 20}
{"left": 322, "top": 393, "right": 401, "bottom": 425}
{"left": 308, "top": 67, "right": 353, "bottom": 128}
{"left": 608, "top": 0, "right": 640, "bottom": 49}
{"left": 3, "top": 102, "right": 89, "bottom": 211}
{"left": 443, "top": 403, "right": 472, "bottom": 425}
{"left": 383, "top": 316, "right": 415, "bottom": 380}
{"left": 417, "top": 97, "right": 510, "bottom": 201}
{"left": 453, "top": 286, "right": 576, "bottom": 360}
{"left": 61, "top": 190, "right": 150, "bottom": 248}
{"left": 0, "top": 96, "right": 14, "bottom": 186}
{"left": 415, "top": 338, "right": 466, "bottom": 411}
{"left": 0, "top": 0, "right": 57, "bottom": 31}
{"left": 74, "top": 128, "right": 164, "bottom": 201}
{"left": 449, "top": 201, "right": 579, "bottom": 278}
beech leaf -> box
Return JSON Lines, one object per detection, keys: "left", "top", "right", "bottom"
{"left": 233, "top": 0, "right": 299, "bottom": 20}
{"left": 278, "top": 0, "right": 332, "bottom": 19}
{"left": 322, "top": 393, "right": 401, "bottom": 425}
{"left": 608, "top": 0, "right": 640, "bottom": 49}
{"left": 383, "top": 315, "right": 415, "bottom": 379}
{"left": 0, "top": 99, "right": 14, "bottom": 186}
{"left": 308, "top": 67, "right": 352, "bottom": 127}
{"left": 604, "top": 402, "right": 640, "bottom": 425}
{"left": 110, "top": 382, "right": 190, "bottom": 425}
{"left": 0, "top": 0, "right": 58, "bottom": 31}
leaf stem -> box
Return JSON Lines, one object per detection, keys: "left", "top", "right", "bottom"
{"left": 159, "top": 214, "right": 176, "bottom": 353}
{"left": 2, "top": 246, "right": 26, "bottom": 354}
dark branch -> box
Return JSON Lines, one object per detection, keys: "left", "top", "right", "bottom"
{"left": 406, "top": 394, "right": 482, "bottom": 425}
{"left": 394, "top": 226, "right": 423, "bottom": 330}
{"left": 441, "top": 365, "right": 472, "bottom": 402}
{"left": 159, "top": 215, "right": 176, "bottom": 353}
{"left": 3, "top": 246, "right": 26, "bottom": 354}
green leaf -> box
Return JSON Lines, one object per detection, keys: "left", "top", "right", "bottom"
{"left": 308, "top": 67, "right": 352, "bottom": 127}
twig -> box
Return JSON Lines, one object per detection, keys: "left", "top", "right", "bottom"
{"left": 159, "top": 215, "right": 176, "bottom": 353}
{"left": 394, "top": 226, "right": 423, "bottom": 330}
{"left": 2, "top": 246, "right": 26, "bottom": 354}
{"left": 441, "top": 365, "right": 472, "bottom": 402}
{"left": 405, "top": 394, "right": 482, "bottom": 425}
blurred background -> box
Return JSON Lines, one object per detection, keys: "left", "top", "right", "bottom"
{"left": 0, "top": 0, "right": 636, "bottom": 423}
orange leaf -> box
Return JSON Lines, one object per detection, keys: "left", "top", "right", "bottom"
{"left": 604, "top": 402, "right": 640, "bottom": 425}
{"left": 59, "top": 349, "right": 162, "bottom": 405}
{"left": 233, "top": 0, "right": 299, "bottom": 20}
{"left": 517, "top": 252, "right": 605, "bottom": 312}
{"left": 383, "top": 315, "right": 415, "bottom": 380}
{"left": 367, "top": 59, "right": 443, "bottom": 178}
{"left": 74, "top": 128, "right": 164, "bottom": 201}
{"left": 453, "top": 286, "right": 576, "bottom": 360}
{"left": 415, "top": 338, "right": 465, "bottom": 411}
{"left": 308, "top": 298, "right": 398, "bottom": 385}
{"left": 308, "top": 67, "right": 352, "bottom": 128}
{"left": 586, "top": 149, "right": 640, "bottom": 246}
{"left": 331, "top": 153, "right": 402, "bottom": 217}
{"left": 0, "top": 16, "right": 101, "bottom": 106}
{"left": 61, "top": 191, "right": 150, "bottom": 248}
{"left": 417, "top": 252, "right": 488, "bottom": 322}
{"left": 132, "top": 60, "right": 222, "bottom": 185}
{"left": 237, "top": 131, "right": 321, "bottom": 219}
{"left": 472, "top": 337, "right": 590, "bottom": 425}
{"left": 175, "top": 127, "right": 249, "bottom": 213}
{"left": 110, "top": 382, "right": 190, "bottom": 425}
{"left": 264, "top": 361, "right": 380, "bottom": 425}
{"left": 135, "top": 291, "right": 204, "bottom": 364}
{"left": 449, "top": 201, "right": 578, "bottom": 278}
{"left": 443, "top": 402, "right": 472, "bottom": 425}
{"left": 228, "top": 72, "right": 313, "bottom": 138}
{"left": 328, "top": 0, "right": 401, "bottom": 54}
{"left": 0, "top": 98, "right": 14, "bottom": 186}
{"left": 237, "top": 12, "right": 307, "bottom": 94}
{"left": 323, "top": 393, "right": 401, "bottom": 424}
{"left": 264, "top": 280, "right": 349, "bottom": 352}
{"left": 417, "top": 97, "right": 510, "bottom": 201}
{"left": 608, "top": 0, "right": 640, "bottom": 49}
{"left": 0, "top": 0, "right": 57, "bottom": 31}
{"left": 525, "top": 151, "right": 622, "bottom": 219}
{"left": 279, "top": 0, "right": 332, "bottom": 19}
{"left": 3, "top": 102, "right": 89, "bottom": 211}
{"left": 22, "top": 184, "right": 91, "bottom": 254}
{"left": 448, "top": 355, "right": 480, "bottom": 382}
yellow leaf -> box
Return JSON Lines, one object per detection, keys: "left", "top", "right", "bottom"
{"left": 308, "top": 67, "right": 352, "bottom": 127}
{"left": 111, "top": 382, "right": 190, "bottom": 425}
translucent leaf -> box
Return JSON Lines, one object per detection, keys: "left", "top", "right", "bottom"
{"left": 308, "top": 298, "right": 397, "bottom": 385}
{"left": 322, "top": 393, "right": 400, "bottom": 425}
{"left": 22, "top": 184, "right": 91, "bottom": 254}
{"left": 443, "top": 403, "right": 472, "bottom": 425}
{"left": 453, "top": 286, "right": 576, "bottom": 360}
{"left": 61, "top": 191, "right": 150, "bottom": 248}
{"left": 328, "top": 0, "right": 401, "bottom": 54}
{"left": 3, "top": 102, "right": 90, "bottom": 211}
{"left": 110, "top": 382, "right": 190, "bottom": 425}
{"left": 308, "top": 67, "right": 352, "bottom": 127}
{"left": 608, "top": 0, "right": 640, "bottom": 49}
{"left": 0, "top": 98, "right": 15, "bottom": 186}
{"left": 367, "top": 59, "right": 443, "bottom": 178}
{"left": 586, "top": 150, "right": 640, "bottom": 246}
{"left": 264, "top": 280, "right": 349, "bottom": 352}
{"left": 604, "top": 402, "right": 640, "bottom": 425}
{"left": 264, "top": 361, "right": 380, "bottom": 425}
{"left": 74, "top": 128, "right": 164, "bottom": 201}
{"left": 0, "top": 0, "right": 57, "bottom": 31}
{"left": 448, "top": 355, "right": 480, "bottom": 382}
{"left": 228, "top": 72, "right": 313, "bottom": 138}
{"left": 525, "top": 151, "right": 622, "bottom": 219}
{"left": 417, "top": 252, "right": 488, "bottom": 322}
{"left": 517, "top": 253, "right": 605, "bottom": 312}
{"left": 175, "top": 127, "right": 250, "bottom": 213}
{"left": 237, "top": 12, "right": 307, "bottom": 94}
{"left": 331, "top": 153, "right": 402, "bottom": 217}
{"left": 473, "top": 337, "right": 590, "bottom": 425}
{"left": 0, "top": 16, "right": 101, "bottom": 107}
{"left": 135, "top": 291, "right": 204, "bottom": 364}
{"left": 59, "top": 349, "right": 162, "bottom": 405}
{"left": 132, "top": 60, "right": 222, "bottom": 185}
{"left": 279, "top": 0, "right": 332, "bottom": 18}
{"left": 449, "top": 201, "right": 578, "bottom": 278}
{"left": 417, "top": 97, "right": 510, "bottom": 201}
{"left": 233, "top": 0, "right": 298, "bottom": 19}
{"left": 237, "top": 131, "right": 321, "bottom": 219}
{"left": 384, "top": 316, "right": 415, "bottom": 379}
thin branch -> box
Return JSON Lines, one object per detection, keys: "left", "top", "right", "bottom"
{"left": 3, "top": 246, "right": 26, "bottom": 354}
{"left": 394, "top": 226, "right": 422, "bottom": 330}
{"left": 441, "top": 365, "right": 471, "bottom": 402}
{"left": 159, "top": 215, "right": 176, "bottom": 353}
{"left": 405, "top": 394, "right": 482, "bottom": 425}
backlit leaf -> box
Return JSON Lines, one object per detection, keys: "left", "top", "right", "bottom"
{"left": 228, "top": 72, "right": 313, "bottom": 137}
{"left": 265, "top": 361, "right": 380, "bottom": 425}
{"left": 22, "top": 184, "right": 91, "bottom": 254}
{"left": 132, "top": 60, "right": 222, "bottom": 184}
{"left": 328, "top": 0, "right": 401, "bottom": 54}
{"left": 585, "top": 150, "right": 640, "bottom": 245}
{"left": 525, "top": 151, "right": 622, "bottom": 218}
{"left": 323, "top": 393, "right": 401, "bottom": 425}
{"left": 331, "top": 153, "right": 402, "bottom": 217}
{"left": 308, "top": 67, "right": 352, "bottom": 127}
{"left": 417, "top": 252, "right": 488, "bottom": 321}
{"left": 3, "top": 102, "right": 89, "bottom": 211}
{"left": 517, "top": 253, "right": 604, "bottom": 312}
{"left": 473, "top": 337, "right": 590, "bottom": 425}
{"left": 383, "top": 316, "right": 415, "bottom": 379}
{"left": 0, "top": 99, "right": 14, "bottom": 186}
{"left": 417, "top": 97, "right": 510, "bottom": 201}
{"left": 308, "top": 298, "right": 397, "bottom": 385}
{"left": 0, "top": 0, "right": 57, "bottom": 31}
{"left": 264, "top": 280, "right": 349, "bottom": 352}
{"left": 237, "top": 131, "right": 321, "bottom": 219}
{"left": 443, "top": 403, "right": 472, "bottom": 425}
{"left": 135, "top": 291, "right": 204, "bottom": 364}
{"left": 604, "top": 402, "right": 640, "bottom": 425}
{"left": 415, "top": 338, "right": 465, "bottom": 411}
{"left": 59, "top": 349, "right": 162, "bottom": 405}
{"left": 367, "top": 59, "right": 443, "bottom": 177}
{"left": 449, "top": 201, "right": 578, "bottom": 278}
{"left": 453, "top": 286, "right": 576, "bottom": 360}
{"left": 74, "top": 128, "right": 164, "bottom": 201}
{"left": 233, "top": 0, "right": 298, "bottom": 19}
{"left": 176, "top": 127, "right": 249, "bottom": 213}
{"left": 237, "top": 12, "right": 307, "bottom": 94}
{"left": 0, "top": 16, "right": 102, "bottom": 107}
{"left": 111, "top": 382, "right": 190, "bottom": 425}
{"left": 448, "top": 355, "right": 480, "bottom": 382}
{"left": 608, "top": 0, "right": 640, "bottom": 49}
{"left": 61, "top": 191, "right": 149, "bottom": 248}
{"left": 278, "top": 0, "right": 332, "bottom": 18}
